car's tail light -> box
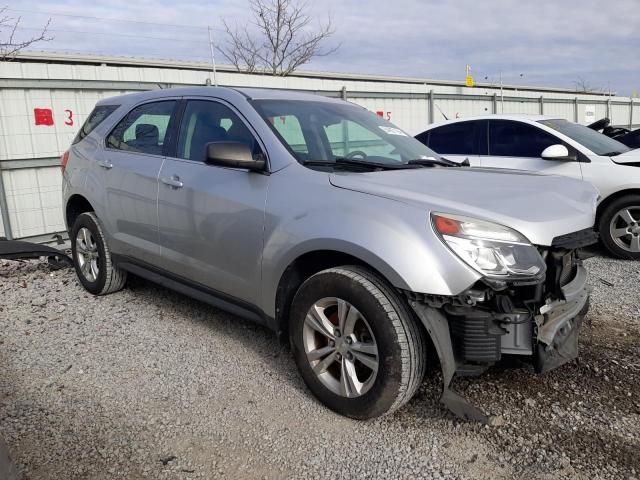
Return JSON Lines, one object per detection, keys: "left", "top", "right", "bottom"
{"left": 60, "top": 150, "right": 70, "bottom": 174}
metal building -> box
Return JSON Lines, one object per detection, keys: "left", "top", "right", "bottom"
{"left": 0, "top": 51, "right": 637, "bottom": 240}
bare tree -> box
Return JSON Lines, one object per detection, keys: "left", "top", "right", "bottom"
{"left": 217, "top": 0, "right": 338, "bottom": 76}
{"left": 0, "top": 7, "right": 51, "bottom": 60}
{"left": 573, "top": 76, "right": 602, "bottom": 94}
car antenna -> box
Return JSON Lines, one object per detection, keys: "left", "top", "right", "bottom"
{"left": 435, "top": 103, "right": 448, "bottom": 121}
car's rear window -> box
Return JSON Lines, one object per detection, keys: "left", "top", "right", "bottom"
{"left": 72, "top": 105, "right": 119, "bottom": 144}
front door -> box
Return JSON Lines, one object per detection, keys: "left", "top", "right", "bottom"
{"left": 157, "top": 99, "right": 269, "bottom": 305}
{"left": 481, "top": 120, "right": 583, "bottom": 179}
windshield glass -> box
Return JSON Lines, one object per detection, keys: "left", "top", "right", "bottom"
{"left": 252, "top": 99, "right": 440, "bottom": 166}
{"left": 539, "top": 119, "right": 631, "bottom": 156}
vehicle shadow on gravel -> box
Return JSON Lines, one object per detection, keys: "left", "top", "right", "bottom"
{"left": 124, "top": 274, "right": 310, "bottom": 394}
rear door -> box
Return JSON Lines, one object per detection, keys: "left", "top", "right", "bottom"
{"left": 482, "top": 120, "right": 583, "bottom": 179}
{"left": 157, "top": 98, "right": 269, "bottom": 305}
{"left": 415, "top": 120, "right": 486, "bottom": 166}
{"left": 99, "top": 99, "right": 179, "bottom": 264}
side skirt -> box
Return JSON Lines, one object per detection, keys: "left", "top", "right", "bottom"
{"left": 112, "top": 254, "right": 276, "bottom": 331}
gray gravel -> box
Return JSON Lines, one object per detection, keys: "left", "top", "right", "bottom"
{"left": 0, "top": 255, "right": 639, "bottom": 480}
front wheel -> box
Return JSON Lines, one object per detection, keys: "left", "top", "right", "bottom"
{"left": 289, "top": 266, "right": 427, "bottom": 419}
{"left": 599, "top": 195, "right": 640, "bottom": 260}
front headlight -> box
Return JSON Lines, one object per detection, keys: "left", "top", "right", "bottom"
{"left": 431, "top": 213, "right": 546, "bottom": 279}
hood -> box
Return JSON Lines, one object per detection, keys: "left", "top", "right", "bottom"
{"left": 329, "top": 167, "right": 599, "bottom": 246}
{"left": 612, "top": 149, "right": 640, "bottom": 165}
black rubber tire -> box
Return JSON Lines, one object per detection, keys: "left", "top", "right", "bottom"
{"left": 598, "top": 195, "right": 640, "bottom": 260}
{"left": 289, "top": 265, "right": 427, "bottom": 419}
{"left": 70, "top": 212, "right": 127, "bottom": 295}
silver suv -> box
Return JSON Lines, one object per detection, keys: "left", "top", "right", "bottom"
{"left": 62, "top": 87, "right": 599, "bottom": 421}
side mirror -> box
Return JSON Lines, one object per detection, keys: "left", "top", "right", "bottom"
{"left": 205, "top": 142, "right": 265, "bottom": 171}
{"left": 541, "top": 144, "right": 577, "bottom": 161}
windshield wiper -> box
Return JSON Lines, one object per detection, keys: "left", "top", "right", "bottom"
{"left": 407, "top": 157, "right": 467, "bottom": 167}
{"left": 304, "top": 158, "right": 420, "bottom": 171}
{"left": 602, "top": 151, "right": 622, "bottom": 157}
{"left": 303, "top": 156, "right": 466, "bottom": 171}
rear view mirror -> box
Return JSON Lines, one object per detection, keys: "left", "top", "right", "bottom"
{"left": 205, "top": 142, "right": 265, "bottom": 171}
{"left": 541, "top": 144, "right": 577, "bottom": 161}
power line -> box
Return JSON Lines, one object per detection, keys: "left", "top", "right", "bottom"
{"left": 4, "top": 7, "right": 219, "bottom": 31}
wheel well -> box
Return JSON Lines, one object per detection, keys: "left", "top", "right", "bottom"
{"left": 66, "top": 195, "right": 94, "bottom": 231}
{"left": 275, "top": 250, "right": 378, "bottom": 339}
{"left": 596, "top": 189, "right": 640, "bottom": 225}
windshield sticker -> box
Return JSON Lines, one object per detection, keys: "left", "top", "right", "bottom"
{"left": 378, "top": 126, "right": 407, "bottom": 136}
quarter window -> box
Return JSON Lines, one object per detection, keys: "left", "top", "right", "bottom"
{"left": 177, "top": 100, "right": 262, "bottom": 161}
{"left": 73, "top": 105, "right": 119, "bottom": 144}
{"left": 489, "top": 120, "right": 558, "bottom": 158}
{"left": 106, "top": 101, "right": 177, "bottom": 155}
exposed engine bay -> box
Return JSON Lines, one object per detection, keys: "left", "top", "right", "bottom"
{"left": 406, "top": 228, "right": 597, "bottom": 422}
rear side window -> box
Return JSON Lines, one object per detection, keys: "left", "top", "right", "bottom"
{"left": 489, "top": 120, "right": 558, "bottom": 157}
{"left": 422, "top": 121, "right": 480, "bottom": 155}
{"left": 72, "top": 105, "right": 119, "bottom": 144}
{"left": 106, "top": 101, "right": 177, "bottom": 156}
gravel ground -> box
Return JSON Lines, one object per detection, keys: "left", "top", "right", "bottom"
{"left": 0, "top": 255, "right": 638, "bottom": 480}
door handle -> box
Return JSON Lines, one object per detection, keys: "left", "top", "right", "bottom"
{"left": 161, "top": 175, "right": 184, "bottom": 189}
{"left": 98, "top": 160, "right": 113, "bottom": 169}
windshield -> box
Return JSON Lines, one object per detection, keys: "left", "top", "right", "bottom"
{"left": 539, "top": 119, "right": 631, "bottom": 156}
{"left": 252, "top": 99, "right": 441, "bottom": 166}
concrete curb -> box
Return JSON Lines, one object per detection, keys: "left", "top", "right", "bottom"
{"left": 0, "top": 436, "right": 19, "bottom": 480}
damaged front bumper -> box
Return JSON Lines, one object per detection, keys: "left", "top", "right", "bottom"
{"left": 407, "top": 256, "right": 590, "bottom": 423}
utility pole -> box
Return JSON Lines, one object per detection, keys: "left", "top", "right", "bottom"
{"left": 208, "top": 26, "right": 218, "bottom": 87}
{"left": 500, "top": 72, "right": 504, "bottom": 114}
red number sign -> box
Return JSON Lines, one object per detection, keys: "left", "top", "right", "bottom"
{"left": 64, "top": 109, "right": 73, "bottom": 126}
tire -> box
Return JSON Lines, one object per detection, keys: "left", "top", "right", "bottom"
{"left": 598, "top": 195, "right": 640, "bottom": 260}
{"left": 70, "top": 212, "right": 127, "bottom": 295}
{"left": 289, "top": 265, "right": 427, "bottom": 419}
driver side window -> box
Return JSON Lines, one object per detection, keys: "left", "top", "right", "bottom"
{"left": 176, "top": 100, "right": 262, "bottom": 162}
{"left": 324, "top": 120, "right": 401, "bottom": 161}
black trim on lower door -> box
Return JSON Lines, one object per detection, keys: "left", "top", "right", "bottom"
{"left": 112, "top": 254, "right": 275, "bottom": 331}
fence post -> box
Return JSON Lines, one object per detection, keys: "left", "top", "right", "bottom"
{"left": 428, "top": 89, "right": 434, "bottom": 124}
{"left": 606, "top": 98, "right": 611, "bottom": 119}
{"left": 340, "top": 86, "right": 347, "bottom": 101}
{"left": 574, "top": 97, "right": 579, "bottom": 122}
{"left": 630, "top": 98, "right": 634, "bottom": 129}
{"left": 492, "top": 93, "right": 497, "bottom": 114}
{"left": 0, "top": 167, "right": 12, "bottom": 240}
{"left": 539, "top": 96, "right": 544, "bottom": 115}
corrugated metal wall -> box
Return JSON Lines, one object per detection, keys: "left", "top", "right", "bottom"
{"left": 0, "top": 55, "right": 638, "bottom": 239}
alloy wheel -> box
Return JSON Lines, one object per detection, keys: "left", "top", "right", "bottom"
{"left": 609, "top": 206, "right": 640, "bottom": 253}
{"left": 302, "top": 297, "right": 379, "bottom": 398}
{"left": 75, "top": 227, "right": 100, "bottom": 282}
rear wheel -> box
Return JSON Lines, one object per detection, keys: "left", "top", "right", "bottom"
{"left": 289, "top": 266, "right": 426, "bottom": 419}
{"left": 71, "top": 212, "right": 127, "bottom": 295}
{"left": 599, "top": 195, "right": 640, "bottom": 260}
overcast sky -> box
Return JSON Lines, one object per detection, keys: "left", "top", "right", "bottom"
{"left": 8, "top": 0, "right": 640, "bottom": 96}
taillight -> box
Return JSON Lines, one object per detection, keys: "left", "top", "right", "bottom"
{"left": 60, "top": 150, "right": 70, "bottom": 174}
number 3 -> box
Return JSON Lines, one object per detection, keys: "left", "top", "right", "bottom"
{"left": 64, "top": 109, "right": 73, "bottom": 126}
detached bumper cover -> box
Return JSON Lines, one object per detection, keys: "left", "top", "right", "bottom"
{"left": 535, "top": 264, "right": 590, "bottom": 373}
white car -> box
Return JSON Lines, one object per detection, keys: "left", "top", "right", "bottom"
{"left": 416, "top": 114, "right": 640, "bottom": 259}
